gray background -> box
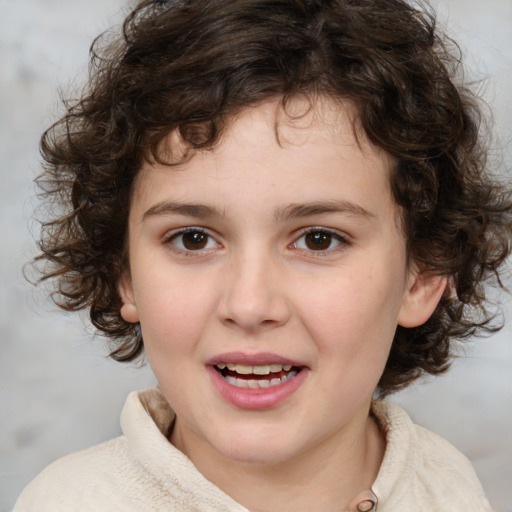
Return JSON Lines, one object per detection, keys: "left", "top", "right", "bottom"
{"left": 0, "top": 1, "right": 511, "bottom": 510}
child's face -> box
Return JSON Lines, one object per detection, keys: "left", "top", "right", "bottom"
{"left": 120, "top": 98, "right": 440, "bottom": 468}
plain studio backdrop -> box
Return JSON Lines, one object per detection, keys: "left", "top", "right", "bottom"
{"left": 0, "top": 1, "right": 511, "bottom": 510}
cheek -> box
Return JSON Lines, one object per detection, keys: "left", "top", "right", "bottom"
{"left": 133, "top": 270, "right": 216, "bottom": 353}
{"left": 299, "top": 268, "right": 403, "bottom": 358}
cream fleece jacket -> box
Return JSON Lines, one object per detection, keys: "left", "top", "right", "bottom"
{"left": 14, "top": 388, "right": 493, "bottom": 511}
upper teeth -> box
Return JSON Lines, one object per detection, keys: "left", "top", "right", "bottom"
{"left": 216, "top": 363, "right": 293, "bottom": 374}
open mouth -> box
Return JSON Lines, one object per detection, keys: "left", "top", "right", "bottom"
{"left": 214, "top": 362, "right": 301, "bottom": 389}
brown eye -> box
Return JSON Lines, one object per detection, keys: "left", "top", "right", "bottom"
{"left": 293, "top": 229, "right": 345, "bottom": 252}
{"left": 169, "top": 229, "right": 218, "bottom": 252}
{"left": 304, "top": 231, "right": 332, "bottom": 250}
{"left": 182, "top": 231, "right": 208, "bottom": 250}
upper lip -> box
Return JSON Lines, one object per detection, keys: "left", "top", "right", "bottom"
{"left": 206, "top": 352, "right": 307, "bottom": 368}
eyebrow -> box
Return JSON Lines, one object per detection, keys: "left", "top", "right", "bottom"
{"left": 142, "top": 201, "right": 222, "bottom": 220}
{"left": 142, "top": 199, "right": 374, "bottom": 222}
{"left": 276, "top": 200, "right": 375, "bottom": 221}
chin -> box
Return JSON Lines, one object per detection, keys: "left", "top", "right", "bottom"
{"left": 221, "top": 445, "right": 295, "bottom": 466}
{"left": 210, "top": 426, "right": 307, "bottom": 466}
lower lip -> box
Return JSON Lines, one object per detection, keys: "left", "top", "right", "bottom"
{"left": 207, "top": 366, "right": 309, "bottom": 411}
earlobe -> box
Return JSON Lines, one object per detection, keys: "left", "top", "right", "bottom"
{"left": 397, "top": 271, "right": 448, "bottom": 328}
{"left": 118, "top": 274, "right": 140, "bottom": 324}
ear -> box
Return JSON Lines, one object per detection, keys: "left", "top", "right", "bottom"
{"left": 118, "top": 273, "right": 140, "bottom": 324}
{"left": 397, "top": 269, "right": 448, "bottom": 328}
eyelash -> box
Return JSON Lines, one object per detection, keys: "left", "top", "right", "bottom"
{"left": 163, "top": 226, "right": 350, "bottom": 256}
{"left": 291, "top": 227, "right": 350, "bottom": 255}
{"left": 163, "top": 227, "right": 220, "bottom": 254}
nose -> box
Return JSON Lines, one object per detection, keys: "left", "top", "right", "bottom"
{"left": 217, "top": 249, "right": 291, "bottom": 333}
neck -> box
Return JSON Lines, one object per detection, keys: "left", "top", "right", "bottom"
{"left": 171, "top": 408, "right": 385, "bottom": 512}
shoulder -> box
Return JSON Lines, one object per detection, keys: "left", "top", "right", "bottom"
{"left": 14, "top": 389, "right": 247, "bottom": 512}
{"left": 372, "top": 401, "right": 494, "bottom": 512}
{"left": 13, "top": 389, "right": 167, "bottom": 511}
{"left": 13, "top": 388, "right": 174, "bottom": 511}
{"left": 13, "top": 436, "right": 135, "bottom": 511}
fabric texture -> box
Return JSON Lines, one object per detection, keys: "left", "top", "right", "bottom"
{"left": 14, "top": 388, "right": 494, "bottom": 512}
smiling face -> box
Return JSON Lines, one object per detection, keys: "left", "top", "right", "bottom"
{"left": 119, "top": 98, "right": 444, "bottom": 479}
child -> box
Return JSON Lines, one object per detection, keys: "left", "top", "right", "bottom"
{"left": 15, "top": 0, "right": 512, "bottom": 510}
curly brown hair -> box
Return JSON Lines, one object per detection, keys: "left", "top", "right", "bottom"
{"left": 35, "top": 0, "right": 512, "bottom": 396}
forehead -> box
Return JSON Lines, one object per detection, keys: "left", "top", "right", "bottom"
{"left": 132, "top": 97, "right": 395, "bottom": 216}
